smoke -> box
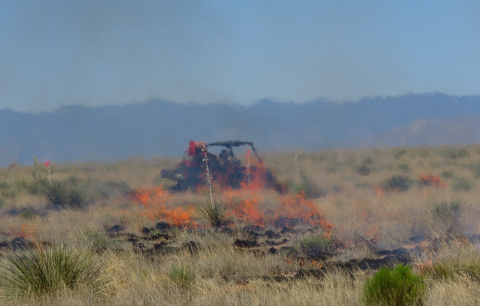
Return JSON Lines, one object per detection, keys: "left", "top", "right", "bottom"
{"left": 2, "top": 1, "right": 480, "bottom": 112}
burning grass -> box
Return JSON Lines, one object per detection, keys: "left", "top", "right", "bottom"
{"left": 0, "top": 144, "right": 480, "bottom": 305}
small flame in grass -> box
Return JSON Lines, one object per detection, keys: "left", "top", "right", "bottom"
{"left": 418, "top": 174, "right": 447, "bottom": 189}
{"left": 133, "top": 186, "right": 196, "bottom": 227}
{"left": 415, "top": 260, "right": 433, "bottom": 275}
{"left": 373, "top": 186, "right": 384, "bottom": 198}
{"left": 132, "top": 186, "right": 333, "bottom": 231}
{"left": 311, "top": 259, "right": 323, "bottom": 269}
{"left": 222, "top": 189, "right": 333, "bottom": 234}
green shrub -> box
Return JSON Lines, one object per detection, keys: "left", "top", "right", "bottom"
{"left": 19, "top": 208, "right": 36, "bottom": 220}
{"left": 0, "top": 244, "right": 111, "bottom": 299}
{"left": 394, "top": 149, "right": 407, "bottom": 159}
{"left": 441, "top": 170, "right": 455, "bottom": 179}
{"left": 197, "top": 202, "right": 230, "bottom": 229}
{"left": 169, "top": 262, "right": 196, "bottom": 289}
{"left": 362, "top": 264, "right": 425, "bottom": 306}
{"left": 43, "top": 180, "right": 86, "bottom": 208}
{"left": 298, "top": 236, "right": 331, "bottom": 257}
{"left": 26, "top": 180, "right": 46, "bottom": 195}
{"left": 381, "top": 175, "right": 413, "bottom": 192}
{"left": 356, "top": 164, "right": 371, "bottom": 176}
{"left": 0, "top": 194, "right": 5, "bottom": 208}
{"left": 396, "top": 163, "right": 410, "bottom": 173}
{"left": 419, "top": 150, "right": 429, "bottom": 158}
{"left": 445, "top": 148, "right": 469, "bottom": 159}
{"left": 452, "top": 177, "right": 473, "bottom": 191}
{"left": 0, "top": 182, "right": 16, "bottom": 199}
{"left": 355, "top": 157, "right": 373, "bottom": 176}
{"left": 430, "top": 161, "right": 443, "bottom": 169}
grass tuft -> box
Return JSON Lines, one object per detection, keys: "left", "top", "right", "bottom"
{"left": 298, "top": 236, "right": 331, "bottom": 257}
{"left": 168, "top": 262, "right": 196, "bottom": 289}
{"left": 0, "top": 243, "right": 111, "bottom": 299}
{"left": 422, "top": 261, "right": 480, "bottom": 282}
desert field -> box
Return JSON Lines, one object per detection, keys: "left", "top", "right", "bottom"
{"left": 1, "top": 144, "right": 480, "bottom": 305}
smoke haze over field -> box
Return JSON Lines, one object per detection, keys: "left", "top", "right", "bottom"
{"left": 1, "top": 1, "right": 480, "bottom": 111}
{"left": 1, "top": 1, "right": 480, "bottom": 165}
{"left": 1, "top": 93, "right": 480, "bottom": 166}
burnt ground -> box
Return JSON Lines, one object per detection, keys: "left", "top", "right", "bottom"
{"left": 2, "top": 223, "right": 478, "bottom": 283}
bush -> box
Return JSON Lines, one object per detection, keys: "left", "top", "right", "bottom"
{"left": 452, "top": 177, "right": 473, "bottom": 191}
{"left": 26, "top": 180, "right": 46, "bottom": 195}
{"left": 441, "top": 170, "right": 455, "bottom": 179}
{"left": 298, "top": 236, "right": 331, "bottom": 257}
{"left": 445, "top": 148, "right": 469, "bottom": 159}
{"left": 355, "top": 157, "right": 374, "bottom": 176}
{"left": 197, "top": 202, "right": 230, "bottom": 229}
{"left": 0, "top": 244, "right": 111, "bottom": 299}
{"left": 419, "top": 150, "right": 429, "bottom": 158}
{"left": 396, "top": 163, "right": 410, "bottom": 173}
{"left": 19, "top": 208, "right": 36, "bottom": 220}
{"left": 430, "top": 199, "right": 463, "bottom": 233}
{"left": 169, "top": 262, "right": 196, "bottom": 289}
{"left": 394, "top": 149, "right": 407, "bottom": 159}
{"left": 381, "top": 175, "right": 413, "bottom": 192}
{"left": 362, "top": 264, "right": 425, "bottom": 306}
{"left": 355, "top": 164, "right": 371, "bottom": 176}
{"left": 0, "top": 194, "right": 4, "bottom": 208}
{"left": 43, "top": 180, "right": 86, "bottom": 208}
{"left": 0, "top": 182, "right": 16, "bottom": 199}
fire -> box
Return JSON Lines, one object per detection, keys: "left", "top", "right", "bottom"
{"left": 415, "top": 260, "right": 433, "bottom": 275}
{"left": 354, "top": 201, "right": 379, "bottom": 244}
{"left": 132, "top": 186, "right": 195, "bottom": 227}
{"left": 373, "top": 185, "right": 384, "bottom": 198}
{"left": 133, "top": 175, "right": 333, "bottom": 231}
{"left": 6, "top": 223, "right": 37, "bottom": 241}
{"left": 221, "top": 188, "right": 333, "bottom": 233}
{"left": 418, "top": 174, "right": 447, "bottom": 189}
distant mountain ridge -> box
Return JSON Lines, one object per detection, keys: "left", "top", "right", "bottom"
{"left": 1, "top": 93, "right": 480, "bottom": 166}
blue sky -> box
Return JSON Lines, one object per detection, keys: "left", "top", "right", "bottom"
{"left": 1, "top": 0, "right": 479, "bottom": 112}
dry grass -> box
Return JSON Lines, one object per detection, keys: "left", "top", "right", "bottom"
{"left": 1, "top": 144, "right": 480, "bottom": 305}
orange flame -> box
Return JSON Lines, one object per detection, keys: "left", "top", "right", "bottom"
{"left": 133, "top": 183, "right": 333, "bottom": 232}
{"left": 418, "top": 174, "right": 447, "bottom": 189}
{"left": 415, "top": 260, "right": 433, "bottom": 275}
{"left": 132, "top": 186, "right": 195, "bottom": 227}
{"left": 221, "top": 188, "right": 333, "bottom": 234}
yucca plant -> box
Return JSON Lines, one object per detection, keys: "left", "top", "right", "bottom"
{"left": 197, "top": 201, "right": 230, "bottom": 229}
{"left": 0, "top": 243, "right": 111, "bottom": 299}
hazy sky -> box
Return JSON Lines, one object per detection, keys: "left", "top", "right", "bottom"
{"left": 1, "top": 0, "right": 479, "bottom": 112}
